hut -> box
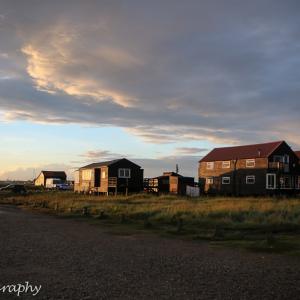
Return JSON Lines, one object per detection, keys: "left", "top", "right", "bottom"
{"left": 74, "top": 158, "right": 144, "bottom": 195}
{"left": 34, "top": 171, "right": 67, "bottom": 186}
{"left": 144, "top": 172, "right": 195, "bottom": 195}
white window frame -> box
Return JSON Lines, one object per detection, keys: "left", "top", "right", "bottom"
{"left": 206, "top": 177, "right": 213, "bottom": 185}
{"left": 222, "top": 177, "right": 231, "bottom": 185}
{"left": 222, "top": 161, "right": 231, "bottom": 169}
{"left": 246, "top": 175, "right": 255, "bottom": 184}
{"left": 206, "top": 162, "right": 214, "bottom": 170}
{"left": 246, "top": 159, "right": 255, "bottom": 168}
{"left": 118, "top": 168, "right": 131, "bottom": 178}
{"left": 266, "top": 173, "right": 276, "bottom": 189}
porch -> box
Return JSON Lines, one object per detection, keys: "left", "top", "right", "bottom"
{"left": 266, "top": 173, "right": 300, "bottom": 190}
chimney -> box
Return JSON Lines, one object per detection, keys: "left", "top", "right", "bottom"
{"left": 258, "top": 149, "right": 261, "bottom": 157}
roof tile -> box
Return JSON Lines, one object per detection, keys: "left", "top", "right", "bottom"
{"left": 200, "top": 141, "right": 284, "bottom": 162}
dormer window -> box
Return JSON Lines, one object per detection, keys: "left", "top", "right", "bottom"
{"left": 222, "top": 161, "right": 231, "bottom": 168}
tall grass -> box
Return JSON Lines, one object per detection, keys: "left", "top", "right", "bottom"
{"left": 3, "top": 192, "right": 300, "bottom": 254}
{"left": 2, "top": 192, "right": 300, "bottom": 230}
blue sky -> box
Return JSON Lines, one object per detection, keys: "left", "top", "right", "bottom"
{"left": 1, "top": 0, "right": 300, "bottom": 180}
{"left": 0, "top": 120, "right": 215, "bottom": 179}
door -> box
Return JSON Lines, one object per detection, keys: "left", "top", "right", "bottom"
{"left": 94, "top": 168, "right": 101, "bottom": 187}
{"left": 266, "top": 174, "right": 276, "bottom": 189}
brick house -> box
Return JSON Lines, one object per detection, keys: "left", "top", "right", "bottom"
{"left": 199, "top": 141, "right": 300, "bottom": 195}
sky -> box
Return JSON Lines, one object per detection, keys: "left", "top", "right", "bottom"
{"left": 1, "top": 0, "right": 300, "bottom": 180}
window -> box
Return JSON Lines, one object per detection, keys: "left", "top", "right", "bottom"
{"left": 246, "top": 159, "right": 255, "bottom": 168}
{"left": 222, "top": 161, "right": 231, "bottom": 169}
{"left": 222, "top": 177, "right": 231, "bottom": 184}
{"left": 118, "top": 168, "right": 131, "bottom": 178}
{"left": 246, "top": 175, "right": 255, "bottom": 184}
{"left": 53, "top": 179, "right": 63, "bottom": 184}
{"left": 101, "top": 171, "right": 106, "bottom": 179}
{"left": 206, "top": 162, "right": 214, "bottom": 170}
{"left": 206, "top": 177, "right": 213, "bottom": 185}
{"left": 74, "top": 171, "right": 80, "bottom": 184}
{"left": 82, "top": 169, "right": 92, "bottom": 180}
{"left": 266, "top": 174, "right": 276, "bottom": 189}
{"left": 297, "top": 176, "right": 300, "bottom": 189}
{"left": 283, "top": 154, "right": 289, "bottom": 164}
{"left": 280, "top": 176, "right": 292, "bottom": 189}
{"left": 273, "top": 155, "right": 283, "bottom": 163}
{"left": 162, "top": 179, "right": 169, "bottom": 185}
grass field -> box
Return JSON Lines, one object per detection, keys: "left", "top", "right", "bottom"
{"left": 2, "top": 191, "right": 300, "bottom": 255}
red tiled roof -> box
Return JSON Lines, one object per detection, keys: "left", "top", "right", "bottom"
{"left": 295, "top": 151, "right": 300, "bottom": 159}
{"left": 200, "top": 141, "right": 284, "bottom": 162}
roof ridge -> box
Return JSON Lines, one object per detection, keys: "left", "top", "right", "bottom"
{"left": 211, "top": 140, "right": 284, "bottom": 150}
{"left": 200, "top": 141, "right": 286, "bottom": 162}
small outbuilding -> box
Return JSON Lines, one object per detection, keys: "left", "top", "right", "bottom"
{"left": 144, "top": 172, "right": 195, "bottom": 195}
{"left": 74, "top": 158, "right": 144, "bottom": 195}
{"left": 34, "top": 171, "right": 67, "bottom": 186}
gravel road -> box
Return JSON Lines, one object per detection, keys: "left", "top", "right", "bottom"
{"left": 0, "top": 204, "right": 300, "bottom": 300}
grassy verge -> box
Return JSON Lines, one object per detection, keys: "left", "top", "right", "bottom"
{"left": 1, "top": 191, "right": 300, "bottom": 255}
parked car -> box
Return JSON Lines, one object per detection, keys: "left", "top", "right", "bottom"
{"left": 0, "top": 184, "right": 27, "bottom": 194}
{"left": 56, "top": 183, "right": 72, "bottom": 190}
{"left": 45, "top": 178, "right": 71, "bottom": 190}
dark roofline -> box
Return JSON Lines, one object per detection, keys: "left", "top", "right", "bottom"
{"left": 199, "top": 141, "right": 285, "bottom": 162}
{"left": 35, "top": 170, "right": 67, "bottom": 181}
{"left": 41, "top": 170, "right": 66, "bottom": 174}
{"left": 80, "top": 158, "right": 141, "bottom": 169}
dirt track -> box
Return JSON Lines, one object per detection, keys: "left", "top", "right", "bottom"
{"left": 0, "top": 205, "right": 300, "bottom": 299}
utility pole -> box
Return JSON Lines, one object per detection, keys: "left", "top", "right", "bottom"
{"left": 176, "top": 164, "right": 179, "bottom": 174}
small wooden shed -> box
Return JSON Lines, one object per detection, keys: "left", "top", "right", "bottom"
{"left": 144, "top": 172, "right": 195, "bottom": 195}
{"left": 34, "top": 171, "right": 67, "bottom": 186}
{"left": 74, "top": 158, "right": 144, "bottom": 195}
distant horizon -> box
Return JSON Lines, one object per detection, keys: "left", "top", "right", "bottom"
{"left": 3, "top": 138, "right": 300, "bottom": 181}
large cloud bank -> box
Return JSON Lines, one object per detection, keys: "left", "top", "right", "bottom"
{"left": 0, "top": 0, "right": 300, "bottom": 146}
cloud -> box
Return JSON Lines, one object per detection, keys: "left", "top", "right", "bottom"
{"left": 79, "top": 149, "right": 128, "bottom": 163}
{"left": 0, "top": 0, "right": 300, "bottom": 146}
{"left": 175, "top": 147, "right": 209, "bottom": 155}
